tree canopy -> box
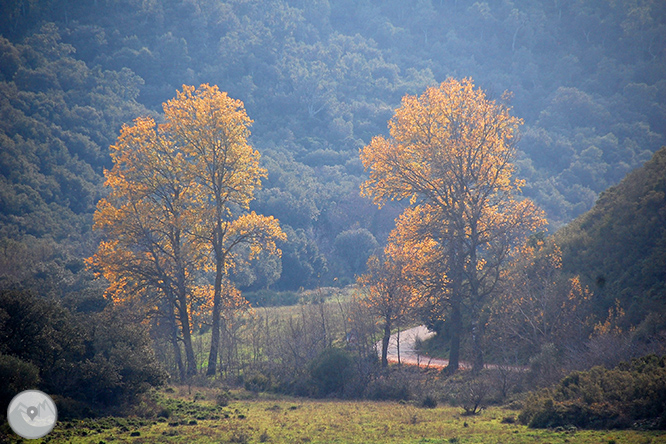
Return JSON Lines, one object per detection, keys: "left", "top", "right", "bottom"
{"left": 361, "top": 78, "right": 546, "bottom": 372}
{"left": 89, "top": 84, "right": 284, "bottom": 378}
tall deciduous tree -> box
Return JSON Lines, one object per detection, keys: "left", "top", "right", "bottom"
{"left": 359, "top": 241, "right": 420, "bottom": 367}
{"left": 89, "top": 116, "right": 205, "bottom": 379}
{"left": 163, "top": 84, "right": 285, "bottom": 376}
{"left": 360, "top": 78, "right": 546, "bottom": 373}
{"left": 90, "top": 85, "right": 285, "bottom": 379}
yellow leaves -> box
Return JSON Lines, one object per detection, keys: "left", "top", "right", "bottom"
{"left": 90, "top": 84, "right": 284, "bottom": 331}
{"left": 567, "top": 276, "right": 592, "bottom": 305}
{"left": 231, "top": 212, "right": 286, "bottom": 244}
{"left": 224, "top": 212, "right": 287, "bottom": 269}
{"left": 166, "top": 84, "right": 253, "bottom": 137}
{"left": 361, "top": 78, "right": 525, "bottom": 213}
{"left": 188, "top": 281, "right": 251, "bottom": 332}
{"left": 361, "top": 78, "right": 547, "bottom": 353}
{"left": 358, "top": 246, "right": 422, "bottom": 324}
{"left": 593, "top": 299, "right": 625, "bottom": 337}
{"left": 164, "top": 84, "right": 262, "bottom": 212}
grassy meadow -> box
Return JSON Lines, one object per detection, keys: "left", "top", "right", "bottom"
{"left": 30, "top": 387, "right": 666, "bottom": 444}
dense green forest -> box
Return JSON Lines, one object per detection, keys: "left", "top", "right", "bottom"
{"left": 1, "top": 0, "right": 665, "bottom": 293}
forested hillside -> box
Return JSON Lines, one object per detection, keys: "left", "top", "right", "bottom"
{"left": 485, "top": 147, "right": 666, "bottom": 382}
{"left": 1, "top": 0, "right": 665, "bottom": 292}
{"left": 556, "top": 146, "right": 666, "bottom": 328}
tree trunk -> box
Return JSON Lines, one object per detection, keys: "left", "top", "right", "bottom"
{"left": 177, "top": 296, "right": 197, "bottom": 376}
{"left": 168, "top": 307, "right": 186, "bottom": 382}
{"left": 446, "top": 302, "right": 462, "bottom": 374}
{"left": 472, "top": 320, "right": 485, "bottom": 374}
{"left": 171, "top": 224, "right": 197, "bottom": 377}
{"left": 381, "top": 321, "right": 391, "bottom": 367}
{"left": 446, "top": 237, "right": 464, "bottom": 375}
{"left": 396, "top": 327, "right": 401, "bottom": 364}
{"left": 207, "top": 263, "right": 223, "bottom": 375}
{"left": 207, "top": 232, "right": 224, "bottom": 376}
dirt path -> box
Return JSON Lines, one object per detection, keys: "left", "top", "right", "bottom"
{"left": 380, "top": 325, "right": 525, "bottom": 371}
{"left": 381, "top": 325, "right": 455, "bottom": 370}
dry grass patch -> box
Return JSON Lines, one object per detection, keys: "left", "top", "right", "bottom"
{"left": 37, "top": 389, "right": 666, "bottom": 444}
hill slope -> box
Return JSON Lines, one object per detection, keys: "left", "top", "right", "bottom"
{"left": 556, "top": 146, "right": 666, "bottom": 326}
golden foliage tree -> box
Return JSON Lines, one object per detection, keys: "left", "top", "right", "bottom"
{"left": 358, "top": 241, "right": 421, "bottom": 367}
{"left": 89, "top": 115, "right": 205, "bottom": 379}
{"left": 163, "top": 84, "right": 285, "bottom": 376}
{"left": 90, "top": 85, "right": 285, "bottom": 379}
{"left": 360, "top": 78, "right": 546, "bottom": 373}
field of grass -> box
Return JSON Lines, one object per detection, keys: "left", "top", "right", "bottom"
{"left": 27, "top": 387, "right": 666, "bottom": 444}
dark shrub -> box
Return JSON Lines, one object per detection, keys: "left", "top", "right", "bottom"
{"left": 520, "top": 355, "right": 666, "bottom": 429}
{"left": 0, "top": 289, "right": 166, "bottom": 415}
{"left": 215, "top": 389, "right": 231, "bottom": 407}
{"left": 364, "top": 376, "right": 411, "bottom": 401}
{"left": 309, "top": 347, "right": 354, "bottom": 397}
{"left": 52, "top": 395, "right": 96, "bottom": 420}
{"left": 243, "top": 371, "right": 277, "bottom": 393}
{"left": 421, "top": 395, "right": 438, "bottom": 408}
{"left": 0, "top": 353, "right": 40, "bottom": 412}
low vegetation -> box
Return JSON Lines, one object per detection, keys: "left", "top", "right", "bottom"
{"left": 4, "top": 387, "right": 665, "bottom": 444}
{"left": 0, "top": 289, "right": 167, "bottom": 418}
{"left": 520, "top": 355, "right": 666, "bottom": 430}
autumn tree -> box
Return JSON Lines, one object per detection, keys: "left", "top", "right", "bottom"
{"left": 90, "top": 84, "right": 285, "bottom": 379}
{"left": 358, "top": 241, "right": 420, "bottom": 367}
{"left": 386, "top": 204, "right": 453, "bottom": 350}
{"left": 360, "top": 78, "right": 546, "bottom": 373}
{"left": 162, "top": 84, "right": 285, "bottom": 376}
{"left": 89, "top": 116, "right": 205, "bottom": 379}
{"left": 487, "top": 237, "right": 592, "bottom": 364}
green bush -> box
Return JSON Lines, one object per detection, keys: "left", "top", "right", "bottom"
{"left": 520, "top": 355, "right": 666, "bottom": 429}
{"left": 309, "top": 347, "right": 354, "bottom": 397}
{"left": 0, "top": 289, "right": 166, "bottom": 415}
{"left": 0, "top": 353, "right": 40, "bottom": 412}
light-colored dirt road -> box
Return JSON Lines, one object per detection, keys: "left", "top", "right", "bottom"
{"left": 380, "top": 325, "right": 524, "bottom": 371}
{"left": 381, "top": 325, "right": 456, "bottom": 370}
